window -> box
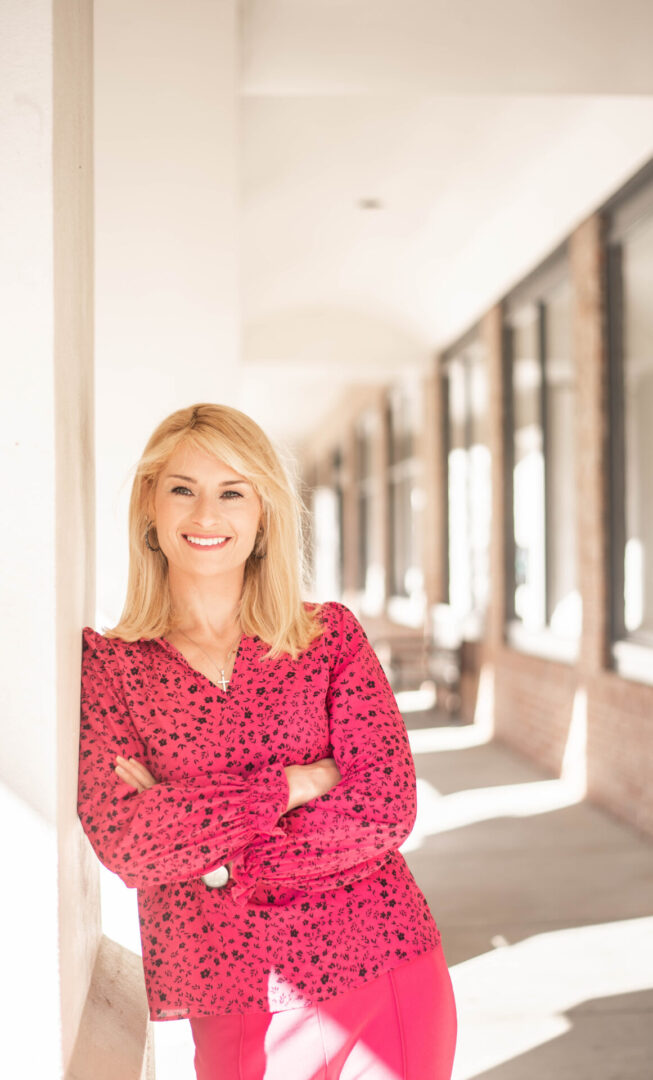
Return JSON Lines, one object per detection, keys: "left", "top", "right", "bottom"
{"left": 353, "top": 410, "right": 385, "bottom": 613}
{"left": 443, "top": 331, "right": 491, "bottom": 636}
{"left": 608, "top": 177, "right": 653, "bottom": 680}
{"left": 505, "top": 253, "right": 580, "bottom": 657}
{"left": 311, "top": 448, "right": 345, "bottom": 601}
{"left": 386, "top": 384, "right": 425, "bottom": 623}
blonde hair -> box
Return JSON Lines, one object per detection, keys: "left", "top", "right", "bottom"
{"left": 104, "top": 403, "right": 325, "bottom": 659}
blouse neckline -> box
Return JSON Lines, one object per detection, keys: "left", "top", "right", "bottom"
{"left": 154, "top": 632, "right": 248, "bottom": 699}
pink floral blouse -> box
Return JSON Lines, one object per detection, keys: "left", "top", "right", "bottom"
{"left": 77, "top": 600, "right": 441, "bottom": 1020}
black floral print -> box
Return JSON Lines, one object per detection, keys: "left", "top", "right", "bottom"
{"left": 78, "top": 601, "right": 441, "bottom": 1019}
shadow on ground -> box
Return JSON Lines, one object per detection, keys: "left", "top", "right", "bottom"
{"left": 401, "top": 715, "right": 653, "bottom": 1080}
{"left": 471, "top": 989, "right": 653, "bottom": 1080}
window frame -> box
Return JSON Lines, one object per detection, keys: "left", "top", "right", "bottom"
{"left": 502, "top": 243, "right": 579, "bottom": 663}
{"left": 353, "top": 408, "right": 378, "bottom": 594}
{"left": 605, "top": 166, "right": 653, "bottom": 684}
{"left": 309, "top": 447, "right": 346, "bottom": 602}
{"left": 385, "top": 383, "right": 425, "bottom": 621}
{"left": 441, "top": 322, "right": 491, "bottom": 640}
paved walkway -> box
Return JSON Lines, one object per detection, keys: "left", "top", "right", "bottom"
{"left": 402, "top": 704, "right": 653, "bottom": 1080}
{"left": 152, "top": 704, "right": 653, "bottom": 1078}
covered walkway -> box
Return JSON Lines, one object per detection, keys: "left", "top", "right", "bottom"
{"left": 7, "top": 3, "right": 653, "bottom": 1075}
{"left": 403, "top": 703, "right": 653, "bottom": 1079}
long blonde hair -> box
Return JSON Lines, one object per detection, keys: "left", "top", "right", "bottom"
{"left": 104, "top": 403, "right": 325, "bottom": 659}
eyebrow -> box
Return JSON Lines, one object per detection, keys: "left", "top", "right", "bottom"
{"left": 165, "top": 474, "right": 250, "bottom": 486}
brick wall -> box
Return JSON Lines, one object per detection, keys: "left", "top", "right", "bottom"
{"left": 461, "top": 212, "right": 653, "bottom": 841}
{"left": 587, "top": 672, "right": 653, "bottom": 837}
{"left": 491, "top": 646, "right": 577, "bottom": 775}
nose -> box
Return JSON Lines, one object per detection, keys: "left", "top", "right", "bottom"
{"left": 191, "top": 492, "right": 227, "bottom": 529}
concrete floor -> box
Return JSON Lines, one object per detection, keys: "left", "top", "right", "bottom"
{"left": 403, "top": 705, "right": 653, "bottom": 1080}
{"left": 153, "top": 707, "right": 653, "bottom": 1078}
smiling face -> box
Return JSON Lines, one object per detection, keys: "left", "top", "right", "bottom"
{"left": 151, "top": 444, "right": 263, "bottom": 583}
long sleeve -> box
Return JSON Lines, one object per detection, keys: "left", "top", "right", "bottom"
{"left": 228, "top": 602, "right": 417, "bottom": 906}
{"left": 77, "top": 628, "right": 289, "bottom": 890}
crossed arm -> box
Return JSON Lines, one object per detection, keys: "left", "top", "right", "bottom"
{"left": 112, "top": 752, "right": 342, "bottom": 881}
{"left": 78, "top": 604, "right": 417, "bottom": 903}
{"left": 114, "top": 754, "right": 341, "bottom": 809}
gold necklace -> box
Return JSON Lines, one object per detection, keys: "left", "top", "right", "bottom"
{"left": 178, "top": 625, "right": 242, "bottom": 693}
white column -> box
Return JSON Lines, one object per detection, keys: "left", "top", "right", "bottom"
{"left": 94, "top": 0, "right": 241, "bottom": 627}
{"left": 0, "top": 1, "right": 96, "bottom": 1075}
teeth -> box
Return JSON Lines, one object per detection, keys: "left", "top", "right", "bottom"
{"left": 185, "top": 535, "right": 228, "bottom": 547}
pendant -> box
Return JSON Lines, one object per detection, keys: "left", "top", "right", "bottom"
{"left": 219, "top": 670, "right": 229, "bottom": 693}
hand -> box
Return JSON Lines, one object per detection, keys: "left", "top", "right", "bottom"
{"left": 113, "top": 756, "right": 234, "bottom": 882}
{"left": 283, "top": 756, "right": 342, "bottom": 813}
{"left": 114, "top": 755, "right": 158, "bottom": 793}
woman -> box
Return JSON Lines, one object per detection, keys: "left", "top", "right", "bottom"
{"left": 77, "top": 402, "right": 457, "bottom": 1079}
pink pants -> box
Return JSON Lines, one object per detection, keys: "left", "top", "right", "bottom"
{"left": 189, "top": 946, "right": 457, "bottom": 1080}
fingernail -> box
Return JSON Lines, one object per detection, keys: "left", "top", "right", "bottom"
{"left": 115, "top": 755, "right": 126, "bottom": 763}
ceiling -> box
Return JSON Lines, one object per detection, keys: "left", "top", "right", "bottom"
{"left": 237, "top": 1, "right": 653, "bottom": 450}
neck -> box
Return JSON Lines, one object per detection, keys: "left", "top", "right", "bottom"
{"left": 167, "top": 564, "right": 245, "bottom": 639}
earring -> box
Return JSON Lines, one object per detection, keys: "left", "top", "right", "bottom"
{"left": 144, "top": 521, "right": 161, "bottom": 552}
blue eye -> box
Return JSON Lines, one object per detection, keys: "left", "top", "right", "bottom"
{"left": 170, "top": 486, "right": 244, "bottom": 499}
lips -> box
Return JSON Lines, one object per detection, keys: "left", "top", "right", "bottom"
{"left": 183, "top": 534, "right": 232, "bottom": 549}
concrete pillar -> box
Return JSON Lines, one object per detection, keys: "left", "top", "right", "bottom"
{"left": 94, "top": 0, "right": 241, "bottom": 627}
{"left": 0, "top": 1, "right": 96, "bottom": 1075}
{"left": 570, "top": 214, "right": 610, "bottom": 675}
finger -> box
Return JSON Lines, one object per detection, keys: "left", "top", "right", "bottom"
{"left": 116, "top": 755, "right": 158, "bottom": 787}
{"left": 115, "top": 754, "right": 149, "bottom": 778}
{"left": 114, "top": 760, "right": 152, "bottom": 791}
{"left": 114, "top": 759, "right": 143, "bottom": 782}
{"left": 122, "top": 769, "right": 155, "bottom": 792}
{"left": 129, "top": 760, "right": 157, "bottom": 786}
{"left": 114, "top": 763, "right": 140, "bottom": 790}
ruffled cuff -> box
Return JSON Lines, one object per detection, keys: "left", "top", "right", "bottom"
{"left": 214, "top": 763, "right": 288, "bottom": 902}
{"left": 244, "top": 763, "right": 289, "bottom": 837}
{"left": 228, "top": 764, "right": 289, "bottom": 904}
{"left": 228, "top": 854, "right": 260, "bottom": 904}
